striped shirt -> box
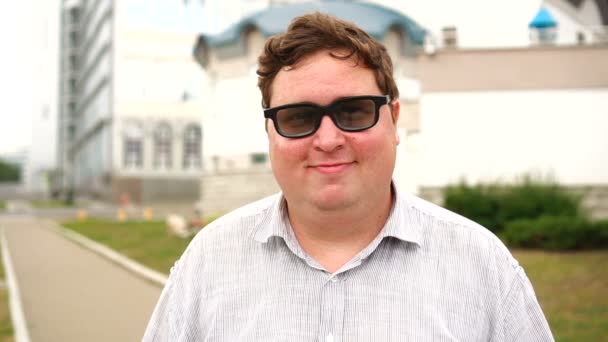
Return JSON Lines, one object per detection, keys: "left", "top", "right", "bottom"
{"left": 143, "top": 189, "right": 554, "bottom": 341}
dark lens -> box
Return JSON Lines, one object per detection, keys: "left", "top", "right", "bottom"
{"left": 276, "top": 105, "right": 319, "bottom": 136}
{"left": 334, "top": 99, "right": 376, "bottom": 129}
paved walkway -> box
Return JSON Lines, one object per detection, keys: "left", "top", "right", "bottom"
{"left": 0, "top": 215, "right": 162, "bottom": 342}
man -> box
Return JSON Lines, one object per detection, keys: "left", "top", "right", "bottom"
{"left": 144, "top": 13, "right": 553, "bottom": 341}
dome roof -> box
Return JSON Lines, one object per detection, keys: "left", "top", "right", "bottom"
{"left": 205, "top": 1, "right": 426, "bottom": 46}
{"left": 194, "top": 1, "right": 427, "bottom": 66}
{"left": 529, "top": 7, "right": 558, "bottom": 28}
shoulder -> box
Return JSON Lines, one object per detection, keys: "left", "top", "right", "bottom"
{"left": 175, "top": 193, "right": 280, "bottom": 264}
{"left": 400, "top": 194, "right": 527, "bottom": 299}
{"left": 198, "top": 193, "right": 280, "bottom": 239}
{"left": 401, "top": 193, "right": 519, "bottom": 269}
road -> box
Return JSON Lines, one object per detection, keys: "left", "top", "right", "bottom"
{"left": 0, "top": 215, "right": 162, "bottom": 342}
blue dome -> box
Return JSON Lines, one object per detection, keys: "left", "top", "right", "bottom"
{"left": 199, "top": 1, "right": 427, "bottom": 47}
{"left": 529, "top": 7, "right": 558, "bottom": 28}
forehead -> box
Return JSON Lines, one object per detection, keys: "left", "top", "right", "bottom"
{"left": 269, "top": 50, "right": 381, "bottom": 107}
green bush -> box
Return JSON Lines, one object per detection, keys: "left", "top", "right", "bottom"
{"left": 443, "top": 177, "right": 580, "bottom": 233}
{"left": 593, "top": 220, "right": 608, "bottom": 244}
{"left": 444, "top": 182, "right": 503, "bottom": 232}
{"left": 0, "top": 159, "right": 20, "bottom": 182}
{"left": 502, "top": 216, "right": 608, "bottom": 250}
{"left": 498, "top": 178, "right": 579, "bottom": 227}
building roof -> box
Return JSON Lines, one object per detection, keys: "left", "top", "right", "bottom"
{"left": 194, "top": 0, "right": 427, "bottom": 67}
{"left": 208, "top": 1, "right": 426, "bottom": 46}
{"left": 566, "top": 0, "right": 608, "bottom": 25}
{"left": 529, "top": 7, "right": 558, "bottom": 28}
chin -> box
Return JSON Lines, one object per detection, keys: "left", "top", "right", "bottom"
{"left": 310, "top": 190, "right": 356, "bottom": 211}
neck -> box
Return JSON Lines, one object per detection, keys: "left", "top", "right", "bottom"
{"left": 286, "top": 190, "right": 393, "bottom": 273}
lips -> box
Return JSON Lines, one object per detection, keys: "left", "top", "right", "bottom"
{"left": 309, "top": 161, "right": 354, "bottom": 174}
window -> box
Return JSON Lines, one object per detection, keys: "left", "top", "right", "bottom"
{"left": 243, "top": 26, "right": 264, "bottom": 62}
{"left": 183, "top": 124, "right": 201, "bottom": 169}
{"left": 250, "top": 153, "right": 267, "bottom": 165}
{"left": 154, "top": 122, "right": 172, "bottom": 169}
{"left": 68, "top": 124, "right": 76, "bottom": 141}
{"left": 124, "top": 121, "right": 143, "bottom": 168}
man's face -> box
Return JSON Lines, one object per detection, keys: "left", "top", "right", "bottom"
{"left": 267, "top": 50, "right": 400, "bottom": 212}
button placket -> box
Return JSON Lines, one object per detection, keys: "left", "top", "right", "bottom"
{"left": 319, "top": 274, "right": 345, "bottom": 342}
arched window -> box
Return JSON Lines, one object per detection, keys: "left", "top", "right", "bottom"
{"left": 123, "top": 120, "right": 144, "bottom": 168}
{"left": 384, "top": 26, "right": 409, "bottom": 57}
{"left": 154, "top": 122, "right": 173, "bottom": 169}
{"left": 242, "top": 25, "right": 264, "bottom": 62}
{"left": 183, "top": 124, "right": 201, "bottom": 169}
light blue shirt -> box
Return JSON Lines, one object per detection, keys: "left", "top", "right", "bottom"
{"left": 144, "top": 188, "right": 554, "bottom": 341}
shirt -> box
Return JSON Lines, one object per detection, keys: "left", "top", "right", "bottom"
{"left": 143, "top": 188, "right": 554, "bottom": 341}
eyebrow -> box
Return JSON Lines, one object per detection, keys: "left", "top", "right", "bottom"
{"left": 270, "top": 95, "right": 386, "bottom": 109}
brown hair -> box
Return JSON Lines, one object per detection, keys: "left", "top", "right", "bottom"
{"left": 257, "top": 12, "right": 399, "bottom": 108}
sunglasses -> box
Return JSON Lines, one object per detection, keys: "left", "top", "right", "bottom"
{"left": 263, "top": 95, "right": 390, "bottom": 138}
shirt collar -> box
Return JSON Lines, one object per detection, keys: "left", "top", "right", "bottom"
{"left": 379, "top": 183, "right": 423, "bottom": 246}
{"left": 252, "top": 183, "right": 423, "bottom": 247}
{"left": 252, "top": 193, "right": 292, "bottom": 243}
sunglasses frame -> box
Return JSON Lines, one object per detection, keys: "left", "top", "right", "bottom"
{"left": 263, "top": 95, "right": 390, "bottom": 138}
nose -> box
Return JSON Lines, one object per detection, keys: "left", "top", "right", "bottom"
{"left": 312, "top": 115, "right": 345, "bottom": 152}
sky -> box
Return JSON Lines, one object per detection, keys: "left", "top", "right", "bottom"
{"left": 0, "top": 2, "right": 41, "bottom": 156}
{"left": 0, "top": 0, "right": 547, "bottom": 157}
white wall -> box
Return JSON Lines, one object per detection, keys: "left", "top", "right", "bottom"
{"left": 544, "top": 2, "right": 600, "bottom": 44}
{"left": 417, "top": 89, "right": 608, "bottom": 187}
{"left": 113, "top": 28, "right": 203, "bottom": 105}
{"left": 203, "top": 75, "right": 268, "bottom": 162}
{"left": 112, "top": 27, "right": 204, "bottom": 176}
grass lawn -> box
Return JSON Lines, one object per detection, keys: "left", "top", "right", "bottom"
{"left": 62, "top": 219, "right": 193, "bottom": 274}
{"left": 0, "top": 244, "right": 15, "bottom": 341}
{"left": 513, "top": 250, "right": 608, "bottom": 342}
{"left": 60, "top": 219, "right": 606, "bottom": 341}
{"left": 30, "top": 200, "right": 74, "bottom": 209}
{"left": 0, "top": 201, "right": 5, "bottom": 210}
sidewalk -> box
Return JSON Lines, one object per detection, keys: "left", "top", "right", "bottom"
{"left": 0, "top": 215, "right": 162, "bottom": 342}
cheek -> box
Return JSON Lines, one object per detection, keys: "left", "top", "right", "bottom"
{"left": 350, "top": 134, "right": 384, "bottom": 159}
{"left": 269, "top": 136, "right": 309, "bottom": 166}
{"left": 351, "top": 130, "right": 398, "bottom": 166}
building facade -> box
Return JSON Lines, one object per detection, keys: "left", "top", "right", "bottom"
{"left": 191, "top": 0, "right": 608, "bottom": 217}
{"left": 192, "top": 0, "right": 427, "bottom": 213}
{"left": 57, "top": 0, "right": 205, "bottom": 204}
{"left": 398, "top": 0, "right": 608, "bottom": 218}
{"left": 413, "top": 45, "right": 608, "bottom": 219}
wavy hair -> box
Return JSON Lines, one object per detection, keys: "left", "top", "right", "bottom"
{"left": 257, "top": 12, "right": 399, "bottom": 108}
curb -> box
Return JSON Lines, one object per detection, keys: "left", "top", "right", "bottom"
{"left": 0, "top": 228, "right": 31, "bottom": 342}
{"left": 47, "top": 221, "right": 168, "bottom": 287}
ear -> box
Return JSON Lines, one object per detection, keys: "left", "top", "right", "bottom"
{"left": 391, "top": 100, "right": 400, "bottom": 145}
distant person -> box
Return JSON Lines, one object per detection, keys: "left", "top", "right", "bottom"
{"left": 144, "top": 12, "right": 554, "bottom": 341}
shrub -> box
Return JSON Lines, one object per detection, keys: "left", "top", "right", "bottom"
{"left": 502, "top": 216, "right": 608, "bottom": 250}
{"left": 497, "top": 177, "right": 580, "bottom": 227}
{"left": 593, "top": 220, "right": 608, "bottom": 246}
{"left": 443, "top": 177, "right": 580, "bottom": 233}
{"left": 444, "top": 182, "right": 505, "bottom": 232}
{"left": 0, "top": 159, "right": 20, "bottom": 182}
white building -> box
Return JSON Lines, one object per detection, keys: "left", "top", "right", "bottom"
{"left": 57, "top": 0, "right": 207, "bottom": 204}
{"left": 408, "top": 1, "right": 608, "bottom": 219}
{"left": 192, "top": 0, "right": 608, "bottom": 218}
{"left": 193, "top": 0, "right": 427, "bottom": 212}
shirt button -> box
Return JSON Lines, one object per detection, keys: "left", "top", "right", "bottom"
{"left": 330, "top": 277, "right": 338, "bottom": 283}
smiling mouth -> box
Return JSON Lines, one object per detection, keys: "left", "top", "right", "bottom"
{"left": 309, "top": 162, "right": 354, "bottom": 174}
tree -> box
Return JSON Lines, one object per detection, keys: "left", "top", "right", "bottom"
{"left": 0, "top": 159, "right": 20, "bottom": 182}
